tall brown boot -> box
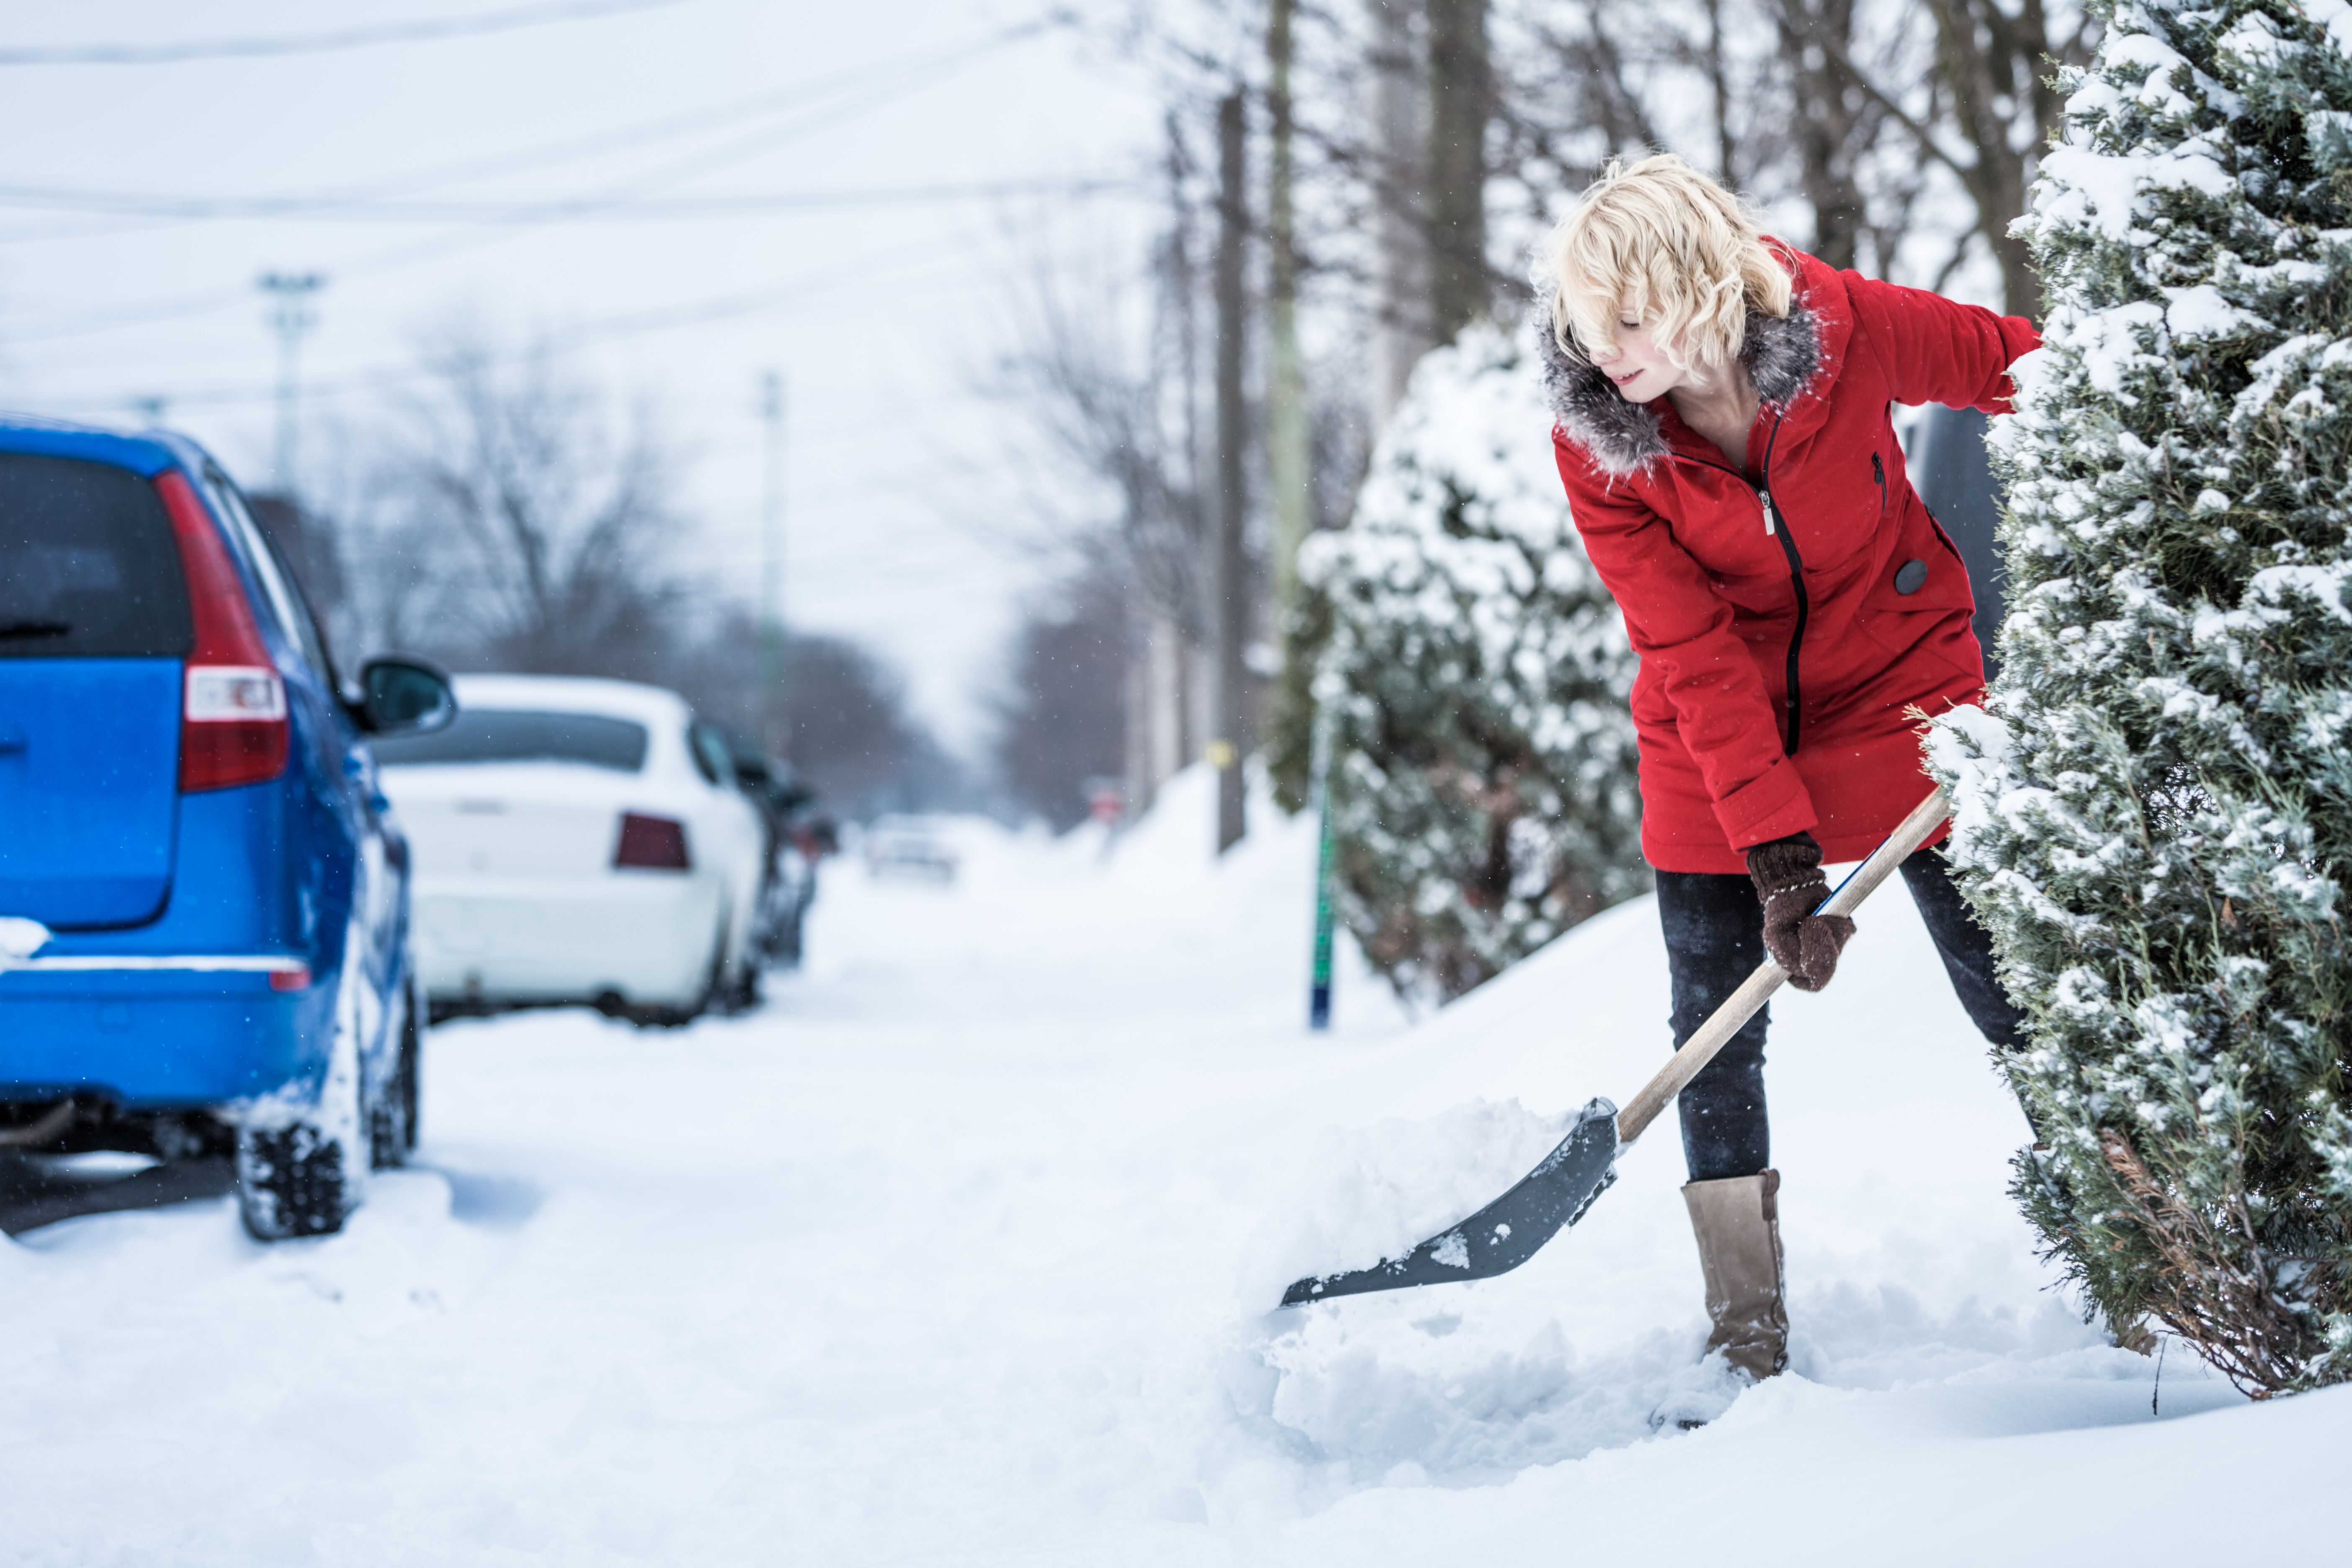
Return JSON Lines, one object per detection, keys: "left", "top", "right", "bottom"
{"left": 1681, "top": 1170, "right": 1789, "bottom": 1381}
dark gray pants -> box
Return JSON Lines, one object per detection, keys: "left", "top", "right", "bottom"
{"left": 1653, "top": 848, "right": 2024, "bottom": 1182}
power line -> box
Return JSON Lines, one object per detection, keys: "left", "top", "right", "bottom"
{"left": 20, "top": 242, "right": 957, "bottom": 414}
{"left": 0, "top": 21, "right": 1061, "bottom": 347}
{"left": 0, "top": 0, "right": 688, "bottom": 67}
{"left": 7, "top": 178, "right": 1114, "bottom": 389}
{"left": 0, "top": 174, "right": 1145, "bottom": 223}
{"left": 0, "top": 17, "right": 1060, "bottom": 242}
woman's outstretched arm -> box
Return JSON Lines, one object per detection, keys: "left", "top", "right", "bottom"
{"left": 1841, "top": 271, "right": 2040, "bottom": 413}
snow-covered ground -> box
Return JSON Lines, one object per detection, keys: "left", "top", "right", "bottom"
{"left": 3, "top": 767, "right": 2343, "bottom": 1564}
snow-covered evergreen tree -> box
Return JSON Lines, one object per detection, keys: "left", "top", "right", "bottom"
{"left": 1298, "top": 321, "right": 1645, "bottom": 1003}
{"left": 1929, "top": 0, "right": 2352, "bottom": 1393}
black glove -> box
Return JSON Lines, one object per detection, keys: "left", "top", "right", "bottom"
{"left": 1746, "top": 832, "right": 1855, "bottom": 993}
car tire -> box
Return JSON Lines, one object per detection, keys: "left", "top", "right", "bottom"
{"left": 369, "top": 968, "right": 422, "bottom": 1171}
{"left": 237, "top": 1117, "right": 357, "bottom": 1239}
{"left": 693, "top": 915, "right": 730, "bottom": 1020}
{"left": 717, "top": 905, "right": 760, "bottom": 1015}
{"left": 721, "top": 954, "right": 761, "bottom": 1014}
{"left": 237, "top": 954, "right": 369, "bottom": 1240}
{"left": 627, "top": 911, "right": 735, "bottom": 1029}
{"left": 401, "top": 985, "right": 422, "bottom": 1160}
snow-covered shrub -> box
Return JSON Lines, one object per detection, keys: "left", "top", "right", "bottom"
{"left": 1298, "top": 320, "right": 1645, "bottom": 1003}
{"left": 1927, "top": 0, "right": 2352, "bottom": 1395}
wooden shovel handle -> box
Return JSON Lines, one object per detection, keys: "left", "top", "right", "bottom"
{"left": 1614, "top": 787, "right": 1952, "bottom": 1146}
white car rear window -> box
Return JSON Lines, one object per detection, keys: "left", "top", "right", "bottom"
{"left": 371, "top": 708, "right": 648, "bottom": 772}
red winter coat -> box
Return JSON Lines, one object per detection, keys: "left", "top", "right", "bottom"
{"left": 1542, "top": 243, "right": 2039, "bottom": 874}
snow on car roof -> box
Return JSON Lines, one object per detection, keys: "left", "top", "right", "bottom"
{"left": 450, "top": 673, "right": 695, "bottom": 725}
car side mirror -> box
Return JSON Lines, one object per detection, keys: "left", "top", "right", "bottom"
{"left": 356, "top": 657, "right": 456, "bottom": 736}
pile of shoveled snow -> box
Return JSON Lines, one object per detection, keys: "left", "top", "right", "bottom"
{"left": 0, "top": 765, "right": 2342, "bottom": 1565}
{"left": 1236, "top": 1094, "right": 1581, "bottom": 1303}
{"left": 1228, "top": 876, "right": 2224, "bottom": 1488}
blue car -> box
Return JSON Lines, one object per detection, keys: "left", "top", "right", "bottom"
{"left": 0, "top": 417, "right": 455, "bottom": 1239}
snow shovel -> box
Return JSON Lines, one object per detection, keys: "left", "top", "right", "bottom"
{"left": 1279, "top": 786, "right": 1952, "bottom": 1308}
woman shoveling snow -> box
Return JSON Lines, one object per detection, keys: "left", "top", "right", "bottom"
{"left": 1532, "top": 154, "right": 2039, "bottom": 1380}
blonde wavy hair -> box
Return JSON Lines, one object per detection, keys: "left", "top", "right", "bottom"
{"left": 1532, "top": 154, "right": 1792, "bottom": 377}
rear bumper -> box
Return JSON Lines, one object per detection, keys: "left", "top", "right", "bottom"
{"left": 0, "top": 969, "right": 330, "bottom": 1109}
{"left": 7, "top": 954, "right": 306, "bottom": 976}
{"left": 413, "top": 872, "right": 723, "bottom": 1008}
{"left": 0, "top": 778, "right": 338, "bottom": 1112}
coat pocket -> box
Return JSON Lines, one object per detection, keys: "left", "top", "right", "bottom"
{"left": 1861, "top": 501, "right": 1976, "bottom": 618}
{"left": 1853, "top": 500, "right": 1981, "bottom": 678}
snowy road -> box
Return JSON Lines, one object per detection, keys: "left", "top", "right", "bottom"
{"left": 3, "top": 771, "right": 2344, "bottom": 1564}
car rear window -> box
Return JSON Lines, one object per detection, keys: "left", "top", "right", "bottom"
{"left": 370, "top": 708, "right": 649, "bottom": 772}
{"left": 0, "top": 454, "right": 193, "bottom": 659}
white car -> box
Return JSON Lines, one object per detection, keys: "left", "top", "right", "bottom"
{"left": 863, "top": 815, "right": 959, "bottom": 881}
{"left": 374, "top": 675, "right": 766, "bottom": 1024}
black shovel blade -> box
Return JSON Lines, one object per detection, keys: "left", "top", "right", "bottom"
{"left": 1279, "top": 1097, "right": 1622, "bottom": 1308}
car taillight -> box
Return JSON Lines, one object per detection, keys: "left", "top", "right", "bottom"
{"left": 185, "top": 666, "right": 286, "bottom": 720}
{"left": 614, "top": 812, "right": 691, "bottom": 871}
{"left": 157, "top": 471, "right": 289, "bottom": 792}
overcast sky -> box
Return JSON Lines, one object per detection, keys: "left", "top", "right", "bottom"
{"left": 0, "top": 0, "right": 1163, "bottom": 752}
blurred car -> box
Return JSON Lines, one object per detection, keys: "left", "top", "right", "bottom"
{"left": 863, "top": 815, "right": 959, "bottom": 882}
{"left": 0, "top": 415, "right": 455, "bottom": 1240}
{"left": 1904, "top": 402, "right": 2007, "bottom": 677}
{"left": 374, "top": 675, "right": 764, "bottom": 1024}
{"left": 725, "top": 739, "right": 828, "bottom": 968}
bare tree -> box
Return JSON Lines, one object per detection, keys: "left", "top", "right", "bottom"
{"left": 993, "top": 264, "right": 1207, "bottom": 650}
{"left": 1775, "top": 0, "right": 1874, "bottom": 270}
{"left": 1815, "top": 0, "right": 2098, "bottom": 311}
{"left": 1498, "top": 1, "right": 1895, "bottom": 279}
{"left": 990, "top": 544, "right": 1132, "bottom": 829}
{"left": 1924, "top": 0, "right": 2094, "bottom": 312}
{"left": 738, "top": 623, "right": 949, "bottom": 819}
{"left": 382, "top": 325, "right": 683, "bottom": 677}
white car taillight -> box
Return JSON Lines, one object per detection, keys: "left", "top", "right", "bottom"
{"left": 184, "top": 666, "right": 287, "bottom": 722}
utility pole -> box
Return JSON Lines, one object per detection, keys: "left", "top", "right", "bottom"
{"left": 1367, "top": 0, "right": 1429, "bottom": 421}
{"left": 1267, "top": 0, "right": 1310, "bottom": 679}
{"left": 1141, "top": 112, "right": 1201, "bottom": 809}
{"left": 1424, "top": 0, "right": 1491, "bottom": 345}
{"left": 1166, "top": 113, "right": 1206, "bottom": 784}
{"left": 258, "top": 272, "right": 325, "bottom": 500}
{"left": 1211, "top": 90, "right": 1251, "bottom": 855}
{"left": 759, "top": 370, "right": 788, "bottom": 758}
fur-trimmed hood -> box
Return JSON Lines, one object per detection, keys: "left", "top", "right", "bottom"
{"left": 1538, "top": 301, "right": 1825, "bottom": 478}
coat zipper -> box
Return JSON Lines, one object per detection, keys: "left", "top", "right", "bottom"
{"left": 1677, "top": 408, "right": 1805, "bottom": 755}
{"left": 1763, "top": 475, "right": 1807, "bottom": 756}
{"left": 1872, "top": 451, "right": 1887, "bottom": 516}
